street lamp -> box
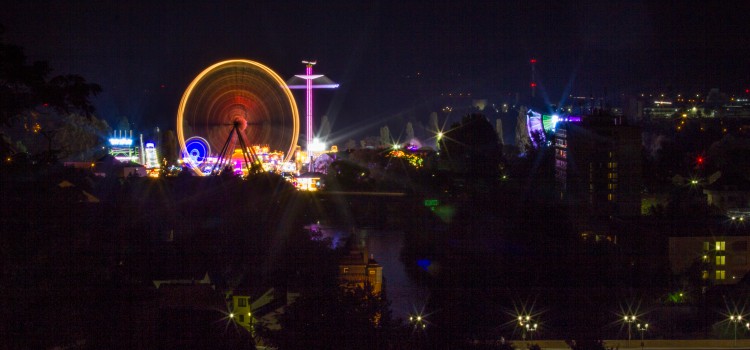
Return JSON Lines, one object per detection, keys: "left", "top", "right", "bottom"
{"left": 525, "top": 323, "right": 538, "bottom": 341}
{"left": 637, "top": 323, "right": 649, "bottom": 350}
{"left": 730, "top": 314, "right": 743, "bottom": 346}
{"left": 518, "top": 315, "right": 532, "bottom": 341}
{"left": 624, "top": 315, "right": 636, "bottom": 347}
{"left": 409, "top": 314, "right": 426, "bottom": 330}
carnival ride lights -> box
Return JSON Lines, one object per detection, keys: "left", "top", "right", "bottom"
{"left": 308, "top": 137, "right": 326, "bottom": 153}
{"left": 176, "top": 59, "right": 299, "bottom": 176}
{"left": 526, "top": 109, "right": 545, "bottom": 147}
{"left": 286, "top": 61, "right": 339, "bottom": 172}
{"left": 295, "top": 176, "right": 321, "bottom": 191}
{"left": 184, "top": 136, "right": 211, "bottom": 163}
{"left": 527, "top": 110, "right": 583, "bottom": 146}
{"left": 109, "top": 138, "right": 133, "bottom": 146}
{"left": 109, "top": 130, "right": 139, "bottom": 162}
{"left": 387, "top": 149, "right": 424, "bottom": 169}
{"left": 144, "top": 142, "right": 160, "bottom": 169}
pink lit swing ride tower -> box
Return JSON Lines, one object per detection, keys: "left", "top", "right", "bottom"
{"left": 286, "top": 60, "right": 339, "bottom": 172}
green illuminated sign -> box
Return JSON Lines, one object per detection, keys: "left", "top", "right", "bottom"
{"left": 424, "top": 199, "right": 439, "bottom": 207}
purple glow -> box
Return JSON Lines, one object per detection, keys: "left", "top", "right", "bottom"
{"left": 306, "top": 64, "right": 313, "bottom": 159}
{"left": 295, "top": 74, "right": 324, "bottom": 79}
{"left": 526, "top": 109, "right": 545, "bottom": 147}
{"left": 566, "top": 116, "right": 582, "bottom": 122}
{"left": 287, "top": 61, "right": 338, "bottom": 171}
{"left": 286, "top": 84, "right": 340, "bottom": 89}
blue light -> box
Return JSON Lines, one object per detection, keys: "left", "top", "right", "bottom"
{"left": 184, "top": 136, "right": 210, "bottom": 164}
{"left": 417, "top": 259, "right": 431, "bottom": 271}
{"left": 109, "top": 138, "right": 133, "bottom": 146}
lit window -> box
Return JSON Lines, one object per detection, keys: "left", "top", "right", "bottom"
{"left": 716, "top": 241, "right": 726, "bottom": 251}
{"left": 702, "top": 270, "right": 709, "bottom": 279}
{"left": 608, "top": 193, "right": 615, "bottom": 201}
{"left": 716, "top": 270, "right": 726, "bottom": 280}
{"left": 716, "top": 256, "right": 726, "bottom": 266}
{"left": 703, "top": 242, "right": 710, "bottom": 251}
{"left": 369, "top": 270, "right": 375, "bottom": 275}
{"left": 343, "top": 267, "right": 349, "bottom": 273}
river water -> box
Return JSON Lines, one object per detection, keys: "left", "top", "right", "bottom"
{"left": 306, "top": 224, "right": 428, "bottom": 320}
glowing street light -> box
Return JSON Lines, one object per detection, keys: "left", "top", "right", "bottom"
{"left": 730, "top": 314, "right": 743, "bottom": 346}
{"left": 518, "top": 315, "right": 532, "bottom": 341}
{"left": 624, "top": 315, "right": 636, "bottom": 347}
{"left": 409, "top": 314, "right": 426, "bottom": 330}
{"left": 525, "top": 322, "right": 538, "bottom": 341}
{"left": 637, "top": 323, "right": 648, "bottom": 350}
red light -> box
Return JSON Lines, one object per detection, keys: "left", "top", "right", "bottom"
{"left": 697, "top": 156, "right": 704, "bottom": 164}
{"left": 530, "top": 59, "right": 537, "bottom": 64}
{"left": 746, "top": 89, "right": 749, "bottom": 93}
{"left": 530, "top": 82, "right": 537, "bottom": 88}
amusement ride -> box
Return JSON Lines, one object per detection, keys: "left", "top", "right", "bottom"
{"left": 176, "top": 59, "right": 300, "bottom": 176}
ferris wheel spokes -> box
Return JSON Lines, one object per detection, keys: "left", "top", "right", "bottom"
{"left": 212, "top": 122, "right": 263, "bottom": 175}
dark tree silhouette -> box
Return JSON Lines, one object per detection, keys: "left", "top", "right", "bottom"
{"left": 439, "top": 113, "right": 502, "bottom": 180}
{"left": 0, "top": 25, "right": 101, "bottom": 127}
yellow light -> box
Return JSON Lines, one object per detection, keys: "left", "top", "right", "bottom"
{"left": 176, "top": 59, "right": 299, "bottom": 176}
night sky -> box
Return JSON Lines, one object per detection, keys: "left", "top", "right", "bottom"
{"left": 3, "top": 1, "right": 750, "bottom": 137}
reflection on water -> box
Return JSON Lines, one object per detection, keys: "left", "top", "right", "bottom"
{"left": 306, "top": 224, "right": 428, "bottom": 319}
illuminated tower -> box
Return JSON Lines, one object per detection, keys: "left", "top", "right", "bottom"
{"left": 530, "top": 58, "right": 537, "bottom": 98}
{"left": 287, "top": 61, "right": 339, "bottom": 171}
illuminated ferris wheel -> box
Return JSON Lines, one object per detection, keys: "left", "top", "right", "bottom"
{"left": 177, "top": 59, "right": 299, "bottom": 176}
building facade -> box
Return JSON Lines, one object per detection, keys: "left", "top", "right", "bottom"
{"left": 555, "top": 113, "right": 642, "bottom": 220}
{"left": 339, "top": 248, "right": 383, "bottom": 294}
{"left": 669, "top": 233, "right": 750, "bottom": 285}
